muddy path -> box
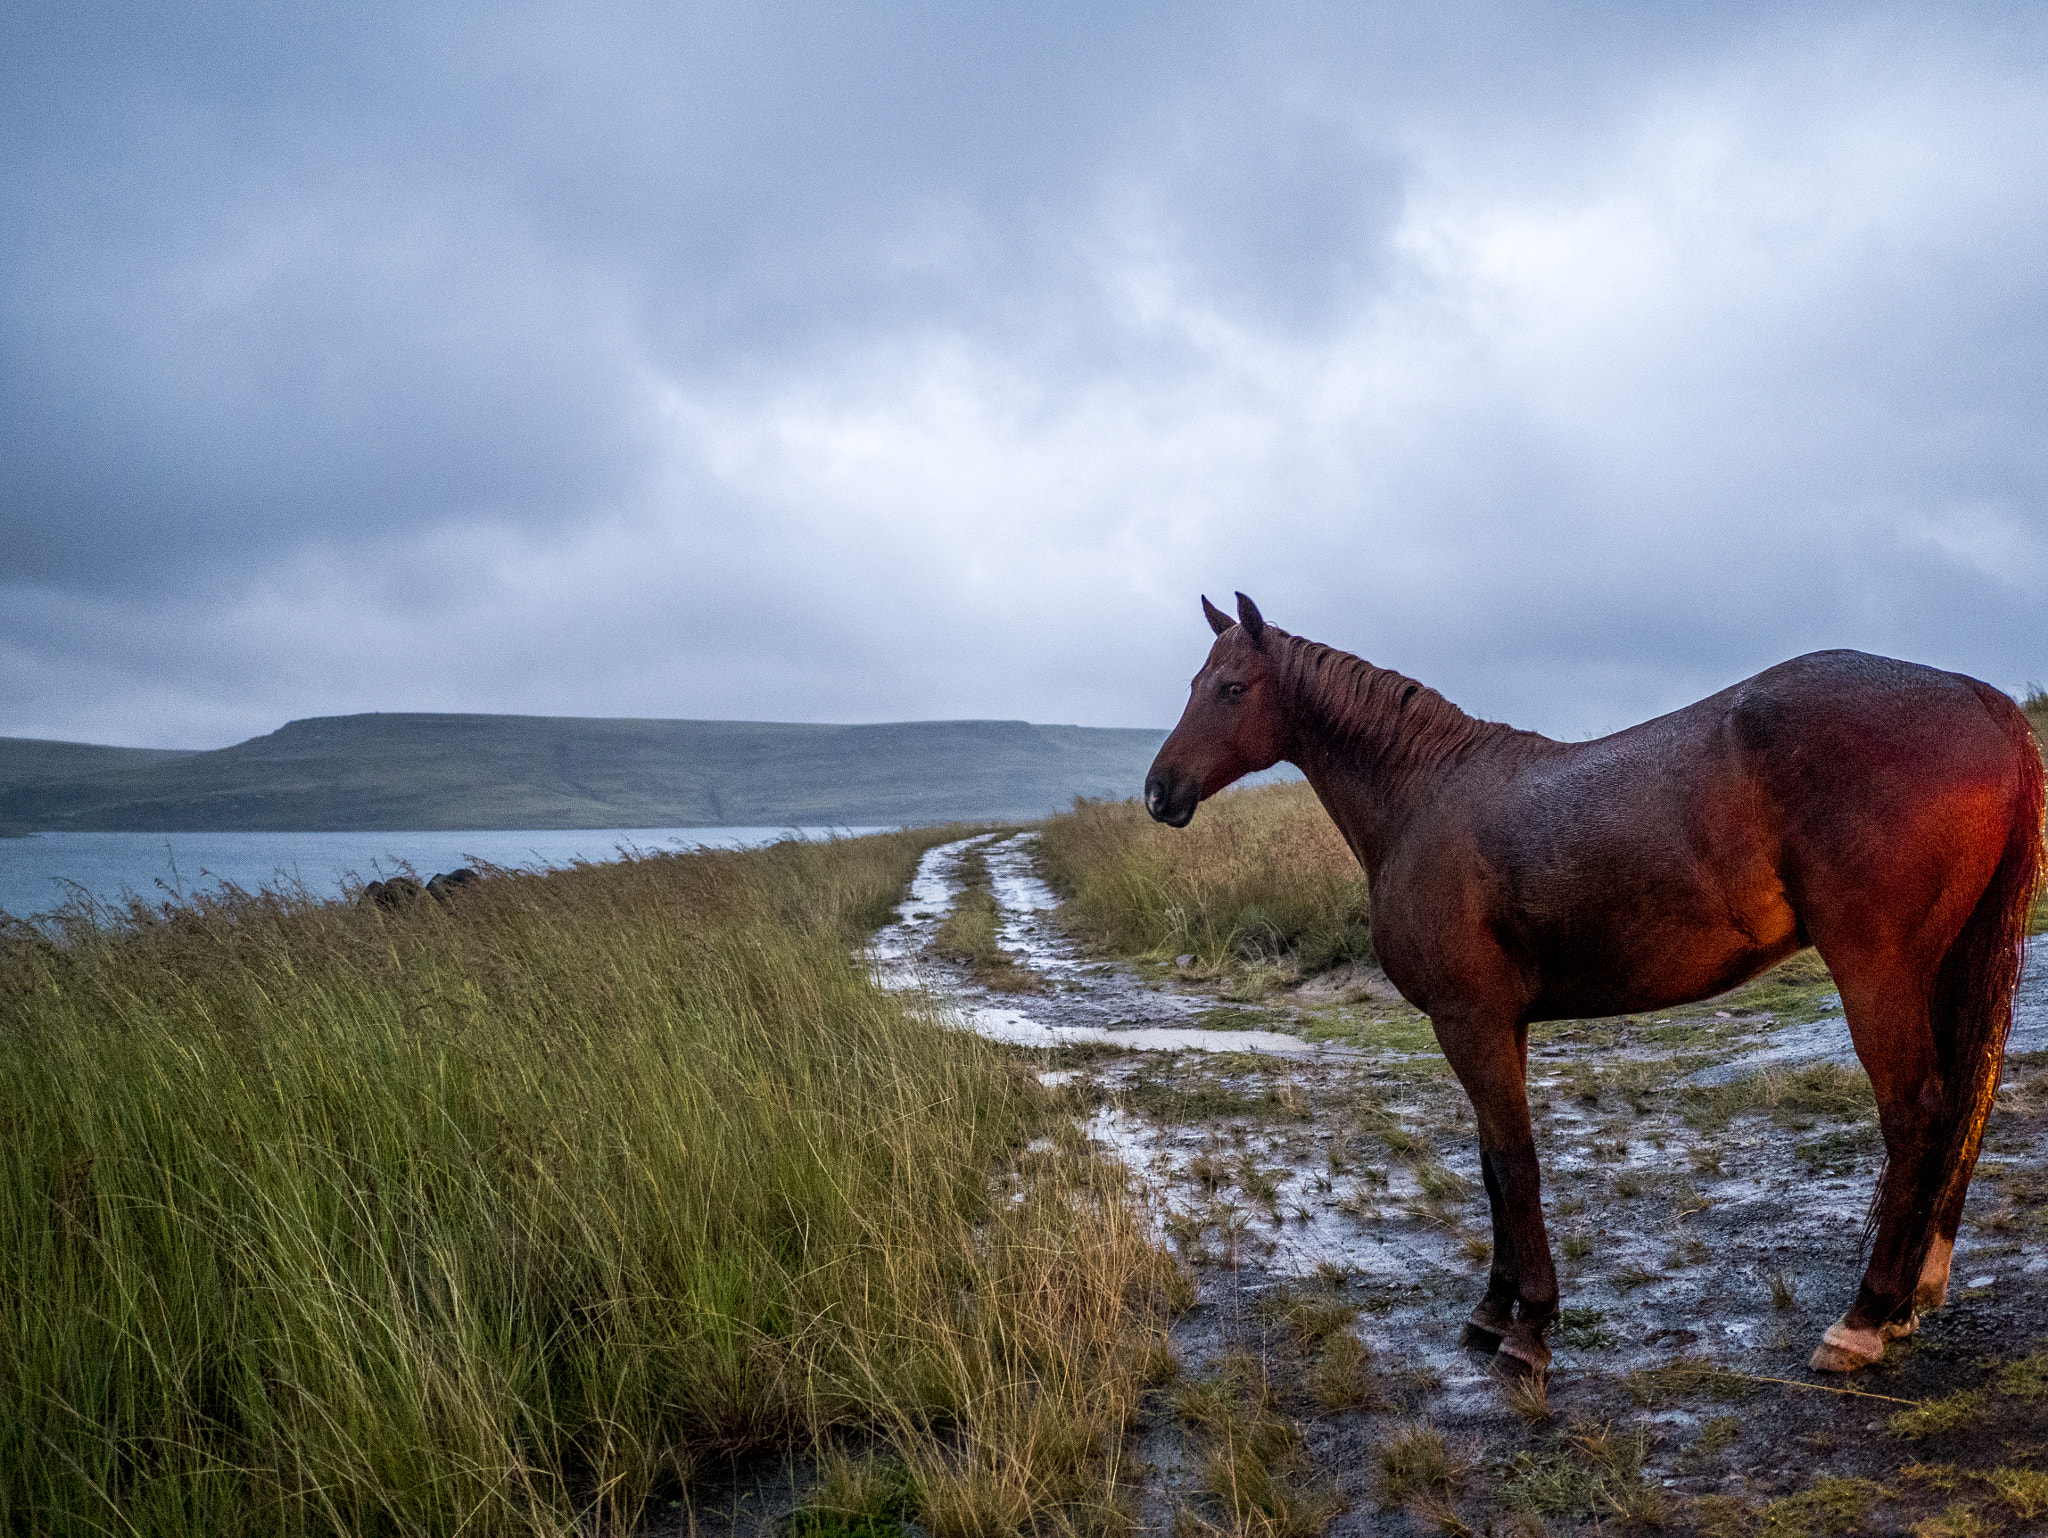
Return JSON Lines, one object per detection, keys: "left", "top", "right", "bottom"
{"left": 678, "top": 832, "right": 2048, "bottom": 1537}
{"left": 869, "top": 832, "right": 2048, "bottom": 1537}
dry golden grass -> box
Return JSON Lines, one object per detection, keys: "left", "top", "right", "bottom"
{"left": 1038, "top": 783, "right": 1369, "bottom": 973}
{"left": 1169, "top": 1355, "right": 1344, "bottom": 1538}
{"left": 2022, "top": 682, "right": 2047, "bottom": 747}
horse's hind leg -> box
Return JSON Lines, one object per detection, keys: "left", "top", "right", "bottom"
{"left": 1431, "top": 1009, "right": 1557, "bottom": 1377}
{"left": 1807, "top": 952, "right": 1948, "bottom": 1372}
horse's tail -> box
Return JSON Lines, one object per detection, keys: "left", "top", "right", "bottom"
{"left": 1921, "top": 687, "right": 2045, "bottom": 1252}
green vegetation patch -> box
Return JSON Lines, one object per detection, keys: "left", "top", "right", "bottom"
{"left": 1553, "top": 1307, "right": 1615, "bottom": 1351}
{"left": 1794, "top": 1123, "right": 1883, "bottom": 1173}
{"left": 1757, "top": 1475, "right": 1889, "bottom": 1537}
{"left": 1682, "top": 1060, "right": 1876, "bottom": 1131}
{"left": 1121, "top": 1058, "right": 1306, "bottom": 1123}
{"left": 1625, "top": 1357, "right": 1760, "bottom": 1406}
{"left": 1195, "top": 1004, "right": 1271, "bottom": 1031}
{"left": 1995, "top": 1345, "right": 2048, "bottom": 1400}
{"left": 1888, "top": 1390, "right": 1987, "bottom": 1439}
{"left": 1297, "top": 1002, "right": 1439, "bottom": 1054}
{"left": 784, "top": 1459, "right": 920, "bottom": 1538}
{"left": 1726, "top": 949, "right": 1842, "bottom": 1021}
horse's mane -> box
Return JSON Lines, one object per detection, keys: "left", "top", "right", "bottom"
{"left": 1275, "top": 630, "right": 1537, "bottom": 795}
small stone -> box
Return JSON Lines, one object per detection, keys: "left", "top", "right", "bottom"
{"left": 1714, "top": 1010, "right": 1733, "bottom": 1018}
{"left": 1967, "top": 1275, "right": 1994, "bottom": 1288}
{"left": 1176, "top": 953, "right": 1196, "bottom": 967}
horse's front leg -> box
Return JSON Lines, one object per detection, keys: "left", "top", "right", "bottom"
{"left": 1433, "top": 1009, "right": 1557, "bottom": 1377}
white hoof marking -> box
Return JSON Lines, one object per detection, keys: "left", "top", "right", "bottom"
{"left": 1809, "top": 1316, "right": 1884, "bottom": 1373}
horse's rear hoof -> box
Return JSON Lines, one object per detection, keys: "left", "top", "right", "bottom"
{"left": 1809, "top": 1317, "right": 1885, "bottom": 1373}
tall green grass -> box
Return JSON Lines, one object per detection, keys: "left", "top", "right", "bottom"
{"left": 1037, "top": 783, "right": 1371, "bottom": 973}
{"left": 3, "top": 832, "right": 1174, "bottom": 1535}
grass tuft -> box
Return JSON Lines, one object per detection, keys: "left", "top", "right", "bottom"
{"left": 1766, "top": 1269, "right": 1798, "bottom": 1310}
{"left": 1887, "top": 1390, "right": 1986, "bottom": 1440}
{"left": 1989, "top": 1466, "right": 2048, "bottom": 1520}
{"left": 1374, "top": 1422, "right": 1464, "bottom": 1506}
{"left": 1501, "top": 1370, "right": 1552, "bottom": 1424}
{"left": 1625, "top": 1358, "right": 1757, "bottom": 1406}
{"left": 1306, "top": 1332, "right": 1382, "bottom": 1413}
{"left": 1755, "top": 1476, "right": 1887, "bottom": 1537}
{"left": 786, "top": 1458, "right": 920, "bottom": 1538}
{"left": 1994, "top": 1345, "right": 2048, "bottom": 1400}
{"left": 1553, "top": 1307, "right": 1613, "bottom": 1351}
{"left": 1503, "top": 1417, "right": 1662, "bottom": 1526}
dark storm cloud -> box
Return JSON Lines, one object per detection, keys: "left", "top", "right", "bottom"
{"left": 3, "top": 2, "right": 2045, "bottom": 746}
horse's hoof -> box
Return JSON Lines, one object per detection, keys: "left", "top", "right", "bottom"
{"left": 1808, "top": 1317, "right": 1884, "bottom": 1373}
{"left": 1881, "top": 1312, "right": 1920, "bottom": 1343}
{"left": 1497, "top": 1327, "right": 1552, "bottom": 1380}
{"left": 1461, "top": 1321, "right": 1505, "bottom": 1354}
{"left": 1463, "top": 1299, "right": 1512, "bottom": 1353}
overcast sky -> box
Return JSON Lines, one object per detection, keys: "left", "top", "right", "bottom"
{"left": 4, "top": 2, "right": 2045, "bottom": 749}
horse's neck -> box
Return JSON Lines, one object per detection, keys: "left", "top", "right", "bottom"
{"left": 1291, "top": 740, "right": 1412, "bottom": 876}
{"left": 1279, "top": 644, "right": 1515, "bottom": 875}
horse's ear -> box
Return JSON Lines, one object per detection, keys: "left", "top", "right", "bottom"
{"left": 1235, "top": 592, "right": 1266, "bottom": 646}
{"left": 1202, "top": 595, "right": 1233, "bottom": 636}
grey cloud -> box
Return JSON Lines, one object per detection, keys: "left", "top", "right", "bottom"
{"left": 3, "top": 2, "right": 2046, "bottom": 748}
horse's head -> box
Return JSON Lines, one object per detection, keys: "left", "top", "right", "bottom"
{"left": 1144, "top": 592, "right": 1288, "bottom": 827}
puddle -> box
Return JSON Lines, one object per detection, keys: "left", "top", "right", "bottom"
{"left": 967, "top": 1005, "right": 1329, "bottom": 1054}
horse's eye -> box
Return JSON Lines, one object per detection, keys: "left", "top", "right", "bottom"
{"left": 1221, "top": 681, "right": 1247, "bottom": 699}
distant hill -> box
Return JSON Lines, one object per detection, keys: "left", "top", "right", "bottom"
{"left": 0, "top": 714, "right": 1203, "bottom": 831}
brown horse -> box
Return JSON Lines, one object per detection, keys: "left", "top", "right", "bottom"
{"left": 1146, "top": 593, "right": 2044, "bottom": 1377}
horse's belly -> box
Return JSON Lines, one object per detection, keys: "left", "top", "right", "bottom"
{"left": 1523, "top": 913, "right": 1802, "bottom": 1021}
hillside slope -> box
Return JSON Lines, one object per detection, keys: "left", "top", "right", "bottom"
{"left": 0, "top": 714, "right": 1180, "bottom": 830}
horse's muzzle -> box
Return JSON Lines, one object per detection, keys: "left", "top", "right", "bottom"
{"left": 1144, "top": 768, "right": 1197, "bottom": 828}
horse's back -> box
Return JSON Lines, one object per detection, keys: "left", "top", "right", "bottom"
{"left": 1731, "top": 649, "right": 2015, "bottom": 761}
{"left": 1400, "top": 649, "right": 2032, "bottom": 1019}
{"left": 1731, "top": 649, "right": 2029, "bottom": 836}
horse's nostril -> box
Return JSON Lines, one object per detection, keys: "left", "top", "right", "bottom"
{"left": 1144, "top": 775, "right": 1181, "bottom": 823}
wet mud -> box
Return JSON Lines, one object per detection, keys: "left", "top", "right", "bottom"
{"left": 693, "top": 832, "right": 2048, "bottom": 1537}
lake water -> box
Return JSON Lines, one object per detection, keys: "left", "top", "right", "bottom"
{"left": 0, "top": 827, "right": 888, "bottom": 919}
